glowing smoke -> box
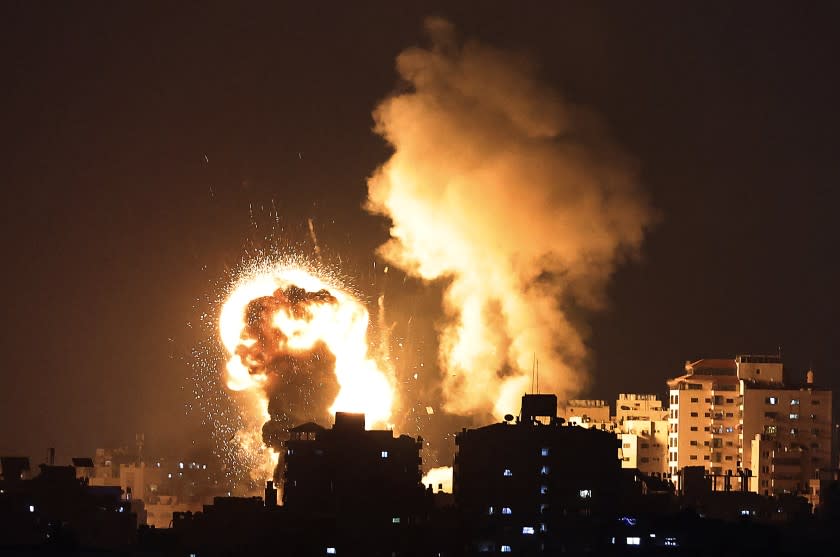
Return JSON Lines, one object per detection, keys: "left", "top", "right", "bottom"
{"left": 219, "top": 261, "right": 395, "bottom": 478}
{"left": 367, "top": 19, "right": 652, "bottom": 417}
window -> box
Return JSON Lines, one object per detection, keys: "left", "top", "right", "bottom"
{"left": 380, "top": 451, "right": 389, "bottom": 458}
{"left": 541, "top": 447, "right": 549, "bottom": 456}
{"left": 725, "top": 456, "right": 733, "bottom": 461}
{"left": 766, "top": 397, "right": 778, "bottom": 405}
{"left": 725, "top": 412, "right": 734, "bottom": 418}
{"left": 690, "top": 397, "right": 698, "bottom": 403}
{"left": 29, "top": 505, "right": 35, "bottom": 513}
{"left": 392, "top": 517, "right": 400, "bottom": 524}
{"left": 640, "top": 457, "right": 649, "bottom": 463}
{"left": 641, "top": 443, "right": 649, "bottom": 449}
{"left": 725, "top": 427, "right": 734, "bottom": 433}
{"left": 690, "top": 455, "right": 698, "bottom": 461}
{"left": 690, "top": 426, "right": 698, "bottom": 431}
{"left": 579, "top": 489, "right": 592, "bottom": 499}
{"left": 539, "top": 523, "right": 547, "bottom": 533}
{"left": 790, "top": 428, "right": 798, "bottom": 435}
{"left": 690, "top": 412, "right": 698, "bottom": 417}
{"left": 326, "top": 549, "right": 336, "bottom": 555}
{"left": 789, "top": 413, "right": 799, "bottom": 420}
{"left": 704, "top": 413, "right": 710, "bottom": 417}
{"left": 726, "top": 398, "right": 734, "bottom": 404}
{"left": 622, "top": 443, "right": 631, "bottom": 448}
{"left": 488, "top": 506, "right": 494, "bottom": 515}
{"left": 690, "top": 440, "right": 698, "bottom": 446}
{"left": 704, "top": 455, "right": 710, "bottom": 461}
{"left": 540, "top": 485, "right": 549, "bottom": 495}
{"left": 812, "top": 400, "right": 820, "bottom": 405}
{"left": 540, "top": 466, "right": 550, "bottom": 475}
{"left": 501, "top": 546, "right": 512, "bottom": 553}
{"left": 522, "top": 526, "right": 535, "bottom": 535}
{"left": 764, "top": 425, "right": 777, "bottom": 435}
{"left": 627, "top": 537, "right": 641, "bottom": 546}
{"left": 503, "top": 469, "right": 513, "bottom": 477}
{"left": 791, "top": 399, "right": 800, "bottom": 406}
{"left": 502, "top": 507, "right": 512, "bottom": 515}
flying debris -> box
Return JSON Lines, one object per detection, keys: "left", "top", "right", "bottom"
{"left": 219, "top": 261, "right": 395, "bottom": 481}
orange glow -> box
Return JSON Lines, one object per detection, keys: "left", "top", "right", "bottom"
{"left": 219, "top": 262, "right": 394, "bottom": 478}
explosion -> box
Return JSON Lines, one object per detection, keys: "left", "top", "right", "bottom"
{"left": 219, "top": 261, "right": 394, "bottom": 480}
{"left": 367, "top": 19, "right": 652, "bottom": 418}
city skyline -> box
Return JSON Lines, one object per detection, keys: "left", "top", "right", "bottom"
{"left": 2, "top": 3, "right": 839, "bottom": 471}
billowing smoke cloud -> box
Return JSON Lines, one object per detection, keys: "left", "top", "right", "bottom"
{"left": 234, "top": 286, "right": 340, "bottom": 449}
{"left": 367, "top": 19, "right": 652, "bottom": 417}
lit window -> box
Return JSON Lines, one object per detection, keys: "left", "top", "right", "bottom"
{"left": 540, "top": 503, "right": 548, "bottom": 514}
{"left": 579, "top": 489, "right": 592, "bottom": 499}
{"left": 488, "top": 506, "right": 494, "bottom": 515}
{"left": 380, "top": 451, "right": 389, "bottom": 458}
{"left": 501, "top": 546, "right": 512, "bottom": 553}
{"left": 503, "top": 469, "right": 512, "bottom": 477}
{"left": 502, "top": 507, "right": 512, "bottom": 515}
{"left": 541, "top": 447, "right": 549, "bottom": 456}
{"left": 287, "top": 449, "right": 294, "bottom": 456}
{"left": 522, "top": 526, "right": 535, "bottom": 535}
{"left": 391, "top": 517, "right": 400, "bottom": 524}
{"left": 767, "top": 397, "right": 778, "bottom": 405}
{"left": 539, "top": 523, "right": 547, "bottom": 533}
{"left": 326, "top": 548, "right": 336, "bottom": 555}
{"left": 791, "top": 399, "right": 800, "bottom": 406}
{"left": 664, "top": 538, "right": 678, "bottom": 547}
{"left": 540, "top": 465, "right": 550, "bottom": 475}
{"left": 627, "top": 537, "right": 641, "bottom": 546}
{"left": 540, "top": 485, "right": 548, "bottom": 495}
{"left": 28, "top": 505, "right": 35, "bottom": 513}
{"left": 789, "top": 413, "right": 799, "bottom": 420}
{"left": 179, "top": 462, "right": 184, "bottom": 469}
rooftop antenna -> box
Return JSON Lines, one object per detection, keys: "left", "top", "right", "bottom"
{"left": 531, "top": 353, "right": 536, "bottom": 394}
{"left": 536, "top": 358, "right": 540, "bottom": 394}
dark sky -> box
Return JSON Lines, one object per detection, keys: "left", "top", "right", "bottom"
{"left": 2, "top": 2, "right": 839, "bottom": 462}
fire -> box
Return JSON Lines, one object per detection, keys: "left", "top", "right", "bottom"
{"left": 219, "top": 261, "right": 394, "bottom": 478}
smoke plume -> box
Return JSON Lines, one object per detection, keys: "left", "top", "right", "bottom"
{"left": 367, "top": 19, "right": 652, "bottom": 417}
{"left": 234, "top": 286, "right": 340, "bottom": 448}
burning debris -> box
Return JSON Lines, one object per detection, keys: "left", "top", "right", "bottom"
{"left": 219, "top": 263, "right": 394, "bottom": 480}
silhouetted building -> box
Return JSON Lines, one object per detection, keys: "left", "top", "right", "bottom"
{"left": 454, "top": 394, "right": 622, "bottom": 554}
{"left": 283, "top": 412, "right": 425, "bottom": 523}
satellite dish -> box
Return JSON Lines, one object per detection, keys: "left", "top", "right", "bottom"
{"left": 503, "top": 414, "right": 514, "bottom": 423}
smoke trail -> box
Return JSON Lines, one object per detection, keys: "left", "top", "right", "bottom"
{"left": 366, "top": 19, "right": 652, "bottom": 417}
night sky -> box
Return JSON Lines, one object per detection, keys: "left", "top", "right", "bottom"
{"left": 2, "top": 2, "right": 839, "bottom": 462}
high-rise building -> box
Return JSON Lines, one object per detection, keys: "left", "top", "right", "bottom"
{"left": 666, "top": 355, "right": 833, "bottom": 501}
{"left": 667, "top": 358, "right": 742, "bottom": 480}
{"left": 454, "top": 394, "right": 621, "bottom": 554}
{"left": 283, "top": 412, "right": 425, "bottom": 524}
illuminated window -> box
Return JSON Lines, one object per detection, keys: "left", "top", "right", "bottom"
{"left": 791, "top": 399, "right": 800, "bottom": 406}
{"left": 790, "top": 413, "right": 799, "bottom": 420}
{"left": 488, "top": 506, "right": 494, "bottom": 515}
{"left": 579, "top": 489, "right": 592, "bottom": 499}
{"left": 539, "top": 523, "right": 547, "bottom": 533}
{"left": 501, "top": 546, "right": 512, "bottom": 553}
{"left": 326, "top": 548, "right": 336, "bottom": 555}
{"left": 541, "top": 447, "right": 549, "bottom": 456}
{"left": 540, "top": 485, "right": 548, "bottom": 495}
{"left": 503, "top": 469, "right": 512, "bottom": 477}
{"left": 391, "top": 517, "right": 400, "bottom": 524}
{"left": 627, "top": 537, "right": 641, "bottom": 546}
{"left": 380, "top": 451, "right": 389, "bottom": 458}
{"left": 540, "top": 465, "right": 550, "bottom": 475}
{"left": 28, "top": 505, "right": 35, "bottom": 513}
{"left": 502, "top": 507, "right": 512, "bottom": 515}
{"left": 179, "top": 462, "right": 184, "bottom": 469}
{"left": 522, "top": 526, "right": 535, "bottom": 535}
{"left": 766, "top": 397, "right": 778, "bottom": 405}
